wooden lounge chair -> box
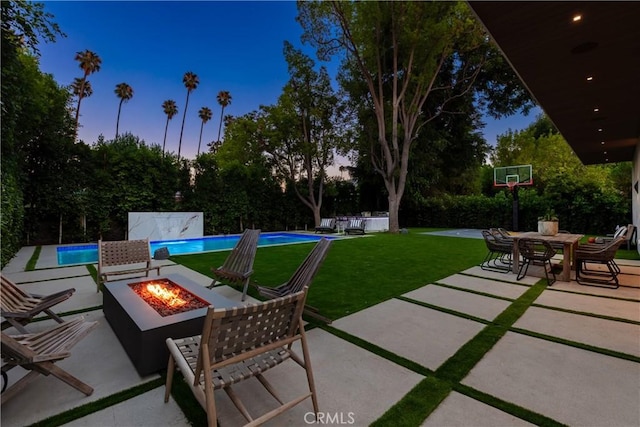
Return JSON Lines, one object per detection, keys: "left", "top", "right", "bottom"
{"left": 97, "top": 239, "right": 161, "bottom": 292}
{"left": 315, "top": 218, "right": 336, "bottom": 234}
{"left": 480, "top": 229, "right": 513, "bottom": 273}
{"left": 255, "top": 238, "right": 332, "bottom": 323}
{"left": 344, "top": 218, "right": 366, "bottom": 235}
{"left": 1, "top": 316, "right": 98, "bottom": 404}
{"left": 164, "top": 289, "right": 318, "bottom": 427}
{"left": 208, "top": 229, "right": 260, "bottom": 302}
{"left": 516, "top": 239, "right": 557, "bottom": 285}
{"left": 575, "top": 237, "right": 625, "bottom": 289}
{"left": 1, "top": 275, "right": 75, "bottom": 334}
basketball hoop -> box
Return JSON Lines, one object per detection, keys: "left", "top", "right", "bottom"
{"left": 506, "top": 181, "right": 518, "bottom": 191}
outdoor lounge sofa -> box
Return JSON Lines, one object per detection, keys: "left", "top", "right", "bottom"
{"left": 315, "top": 218, "right": 336, "bottom": 234}
{"left": 344, "top": 218, "right": 366, "bottom": 235}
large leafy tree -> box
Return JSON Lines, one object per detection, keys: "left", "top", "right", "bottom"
{"left": 114, "top": 82, "right": 134, "bottom": 138}
{"left": 196, "top": 106, "right": 212, "bottom": 155}
{"left": 298, "top": 1, "right": 502, "bottom": 232}
{"left": 73, "top": 49, "right": 101, "bottom": 138}
{"left": 216, "top": 90, "right": 232, "bottom": 143}
{"left": 258, "top": 42, "right": 345, "bottom": 226}
{"left": 161, "top": 99, "right": 178, "bottom": 156}
{"left": 177, "top": 71, "right": 199, "bottom": 160}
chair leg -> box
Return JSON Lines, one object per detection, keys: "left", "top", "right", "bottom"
{"left": 517, "top": 259, "right": 530, "bottom": 280}
{"left": 241, "top": 278, "right": 250, "bottom": 302}
{"left": 164, "top": 354, "right": 175, "bottom": 403}
{"left": 46, "top": 363, "right": 94, "bottom": 396}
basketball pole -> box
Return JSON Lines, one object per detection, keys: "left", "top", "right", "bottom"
{"left": 512, "top": 184, "right": 519, "bottom": 231}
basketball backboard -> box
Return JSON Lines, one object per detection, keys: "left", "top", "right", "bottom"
{"left": 493, "top": 164, "right": 533, "bottom": 187}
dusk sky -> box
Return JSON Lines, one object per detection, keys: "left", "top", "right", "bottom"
{"left": 37, "top": 1, "right": 539, "bottom": 166}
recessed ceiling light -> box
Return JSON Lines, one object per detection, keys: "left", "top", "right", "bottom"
{"left": 601, "top": 141, "right": 605, "bottom": 145}
{"left": 604, "top": 151, "right": 607, "bottom": 154}
{"left": 598, "top": 128, "right": 603, "bottom": 132}
{"left": 573, "top": 15, "right": 582, "bottom": 22}
{"left": 586, "top": 76, "right": 594, "bottom": 81}
{"left": 593, "top": 108, "right": 599, "bottom": 112}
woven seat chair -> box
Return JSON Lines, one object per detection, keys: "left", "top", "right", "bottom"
{"left": 575, "top": 237, "right": 625, "bottom": 289}
{"left": 1, "top": 316, "right": 98, "bottom": 404}
{"left": 1, "top": 275, "right": 75, "bottom": 334}
{"left": 164, "top": 289, "right": 318, "bottom": 427}
{"left": 517, "top": 239, "right": 557, "bottom": 285}
{"left": 208, "top": 229, "right": 260, "bottom": 301}
{"left": 481, "top": 230, "right": 513, "bottom": 273}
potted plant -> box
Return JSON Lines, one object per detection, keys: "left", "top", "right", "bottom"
{"left": 538, "top": 209, "right": 559, "bottom": 236}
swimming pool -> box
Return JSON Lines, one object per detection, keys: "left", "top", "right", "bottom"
{"left": 56, "top": 232, "right": 337, "bottom": 266}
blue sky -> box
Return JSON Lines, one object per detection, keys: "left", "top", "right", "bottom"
{"left": 37, "top": 1, "right": 538, "bottom": 163}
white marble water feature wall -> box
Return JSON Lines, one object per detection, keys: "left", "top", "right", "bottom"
{"left": 128, "top": 212, "right": 204, "bottom": 241}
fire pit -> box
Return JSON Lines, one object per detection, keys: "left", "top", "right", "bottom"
{"left": 103, "top": 273, "right": 237, "bottom": 376}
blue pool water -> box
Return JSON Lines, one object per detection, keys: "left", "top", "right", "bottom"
{"left": 56, "top": 232, "right": 336, "bottom": 266}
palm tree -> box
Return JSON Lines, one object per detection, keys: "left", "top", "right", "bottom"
{"left": 114, "top": 83, "right": 134, "bottom": 138}
{"left": 73, "top": 50, "right": 102, "bottom": 138}
{"left": 161, "top": 100, "right": 178, "bottom": 157}
{"left": 70, "top": 77, "right": 93, "bottom": 99}
{"left": 196, "top": 106, "right": 213, "bottom": 156}
{"left": 216, "top": 90, "right": 232, "bottom": 142}
{"left": 177, "top": 71, "right": 199, "bottom": 160}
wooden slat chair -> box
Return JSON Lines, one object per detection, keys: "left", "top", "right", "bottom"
{"left": 255, "top": 238, "right": 332, "bottom": 323}
{"left": 1, "top": 275, "right": 75, "bottom": 334}
{"left": 1, "top": 316, "right": 98, "bottom": 404}
{"left": 97, "top": 239, "right": 161, "bottom": 292}
{"left": 314, "top": 218, "right": 336, "bottom": 234}
{"left": 164, "top": 289, "right": 318, "bottom": 427}
{"left": 208, "top": 229, "right": 260, "bottom": 302}
{"left": 344, "top": 218, "right": 366, "bottom": 235}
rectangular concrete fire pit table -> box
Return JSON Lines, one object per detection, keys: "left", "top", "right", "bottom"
{"left": 103, "top": 273, "right": 238, "bottom": 376}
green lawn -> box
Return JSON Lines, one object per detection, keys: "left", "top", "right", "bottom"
{"left": 171, "top": 229, "right": 488, "bottom": 321}
{"left": 172, "top": 229, "right": 638, "bottom": 321}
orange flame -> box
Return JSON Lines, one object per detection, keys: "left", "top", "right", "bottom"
{"left": 145, "top": 283, "right": 186, "bottom": 307}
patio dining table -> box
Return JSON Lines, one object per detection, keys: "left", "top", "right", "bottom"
{"left": 511, "top": 232, "right": 584, "bottom": 282}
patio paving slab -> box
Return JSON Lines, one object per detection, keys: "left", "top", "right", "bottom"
{"left": 1, "top": 246, "right": 35, "bottom": 273}
{"left": 542, "top": 279, "right": 640, "bottom": 300}
{"left": 62, "top": 387, "right": 190, "bottom": 427}
{"left": 461, "top": 266, "right": 539, "bottom": 285}
{"left": 333, "top": 298, "right": 485, "bottom": 370}
{"left": 514, "top": 306, "right": 640, "bottom": 357}
{"left": 462, "top": 332, "right": 640, "bottom": 427}
{"left": 403, "top": 284, "right": 511, "bottom": 321}
{"left": 534, "top": 288, "right": 640, "bottom": 322}
{"left": 1, "top": 311, "right": 159, "bottom": 427}
{"left": 3, "top": 266, "right": 90, "bottom": 283}
{"left": 438, "top": 274, "right": 529, "bottom": 299}
{"left": 421, "top": 391, "right": 535, "bottom": 427}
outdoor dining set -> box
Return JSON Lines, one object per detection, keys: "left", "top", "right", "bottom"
{"left": 481, "top": 224, "right": 636, "bottom": 289}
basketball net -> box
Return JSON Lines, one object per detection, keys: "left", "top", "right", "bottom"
{"left": 506, "top": 181, "right": 518, "bottom": 192}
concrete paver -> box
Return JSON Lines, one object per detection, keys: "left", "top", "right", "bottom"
{"left": 534, "top": 288, "right": 640, "bottom": 321}
{"left": 438, "top": 274, "right": 529, "bottom": 299}
{"left": 462, "top": 332, "right": 640, "bottom": 427}
{"left": 403, "top": 284, "right": 511, "bottom": 321}
{"left": 422, "top": 391, "right": 535, "bottom": 427}
{"left": 514, "top": 305, "right": 640, "bottom": 356}
{"left": 4, "top": 266, "right": 90, "bottom": 283}
{"left": 462, "top": 266, "right": 539, "bottom": 285}
{"left": 333, "top": 298, "right": 485, "bottom": 370}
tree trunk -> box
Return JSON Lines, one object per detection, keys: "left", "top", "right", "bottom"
{"left": 387, "top": 191, "right": 401, "bottom": 233}
{"left": 59, "top": 213, "right": 63, "bottom": 244}
{"left": 313, "top": 208, "right": 321, "bottom": 228}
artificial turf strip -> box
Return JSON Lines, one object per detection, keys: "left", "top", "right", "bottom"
{"left": 370, "top": 376, "right": 452, "bottom": 427}
{"left": 453, "top": 383, "right": 567, "bottom": 427}
{"left": 25, "top": 246, "right": 41, "bottom": 271}
{"left": 27, "top": 378, "right": 164, "bottom": 427}
{"left": 369, "top": 281, "right": 549, "bottom": 426}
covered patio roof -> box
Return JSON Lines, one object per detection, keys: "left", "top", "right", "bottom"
{"left": 469, "top": 2, "right": 640, "bottom": 165}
